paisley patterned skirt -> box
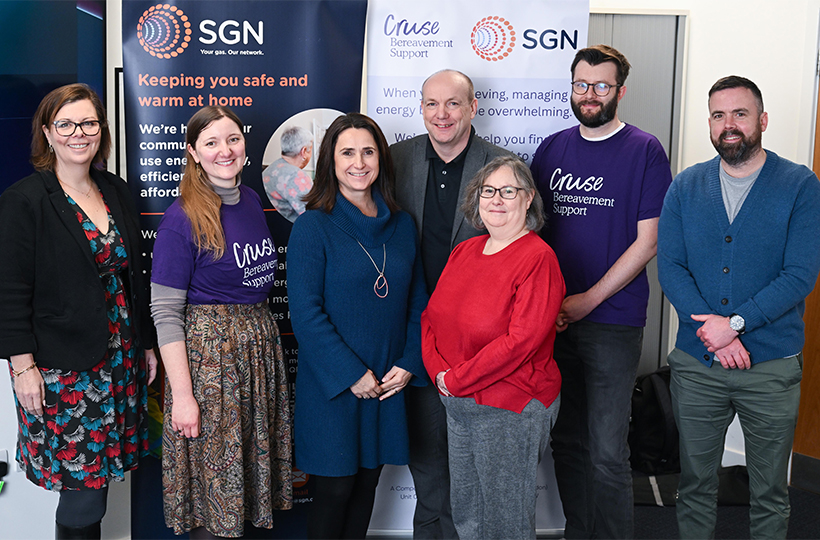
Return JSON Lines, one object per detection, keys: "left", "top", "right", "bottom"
{"left": 162, "top": 302, "right": 292, "bottom": 537}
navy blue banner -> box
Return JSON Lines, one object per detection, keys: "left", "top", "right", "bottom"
{"left": 122, "top": 0, "right": 366, "bottom": 343}
{"left": 122, "top": 1, "right": 366, "bottom": 528}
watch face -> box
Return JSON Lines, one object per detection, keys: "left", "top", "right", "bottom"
{"left": 730, "top": 315, "right": 745, "bottom": 332}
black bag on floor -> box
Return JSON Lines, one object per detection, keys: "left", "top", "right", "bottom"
{"left": 628, "top": 366, "right": 680, "bottom": 475}
{"left": 633, "top": 466, "right": 750, "bottom": 506}
{"left": 633, "top": 472, "right": 679, "bottom": 506}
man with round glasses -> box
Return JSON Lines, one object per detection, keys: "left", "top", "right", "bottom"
{"left": 530, "top": 44, "right": 673, "bottom": 539}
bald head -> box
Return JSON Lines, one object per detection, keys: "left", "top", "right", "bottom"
{"left": 422, "top": 69, "right": 475, "bottom": 105}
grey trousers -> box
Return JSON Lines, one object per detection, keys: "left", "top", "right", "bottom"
{"left": 669, "top": 348, "right": 802, "bottom": 540}
{"left": 442, "top": 395, "right": 560, "bottom": 540}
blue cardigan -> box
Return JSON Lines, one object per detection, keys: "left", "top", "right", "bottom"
{"left": 288, "top": 191, "right": 428, "bottom": 476}
{"left": 658, "top": 152, "right": 820, "bottom": 366}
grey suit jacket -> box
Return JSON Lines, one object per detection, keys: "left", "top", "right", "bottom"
{"left": 391, "top": 134, "right": 516, "bottom": 250}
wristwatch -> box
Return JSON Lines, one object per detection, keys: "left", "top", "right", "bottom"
{"left": 729, "top": 313, "right": 746, "bottom": 335}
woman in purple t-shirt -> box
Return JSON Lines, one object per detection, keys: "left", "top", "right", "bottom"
{"left": 151, "top": 106, "right": 292, "bottom": 538}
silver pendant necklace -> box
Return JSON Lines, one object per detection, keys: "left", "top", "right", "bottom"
{"left": 356, "top": 240, "right": 388, "bottom": 298}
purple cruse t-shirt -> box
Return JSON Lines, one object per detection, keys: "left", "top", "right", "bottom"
{"left": 530, "top": 124, "right": 672, "bottom": 327}
{"left": 151, "top": 185, "right": 278, "bottom": 305}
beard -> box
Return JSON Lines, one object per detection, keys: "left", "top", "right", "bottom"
{"left": 712, "top": 128, "right": 762, "bottom": 167}
{"left": 571, "top": 95, "right": 619, "bottom": 128}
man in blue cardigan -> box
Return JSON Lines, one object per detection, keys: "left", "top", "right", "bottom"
{"left": 658, "top": 76, "right": 820, "bottom": 539}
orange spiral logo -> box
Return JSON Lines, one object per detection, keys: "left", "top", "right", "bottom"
{"left": 471, "top": 16, "right": 515, "bottom": 62}
{"left": 137, "top": 4, "right": 192, "bottom": 59}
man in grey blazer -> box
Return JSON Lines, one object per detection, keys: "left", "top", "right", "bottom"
{"left": 391, "top": 69, "right": 516, "bottom": 539}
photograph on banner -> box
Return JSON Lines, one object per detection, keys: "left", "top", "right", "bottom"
{"left": 367, "top": 0, "right": 589, "bottom": 163}
{"left": 261, "top": 108, "right": 346, "bottom": 223}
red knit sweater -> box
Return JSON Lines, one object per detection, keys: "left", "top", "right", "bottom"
{"left": 422, "top": 231, "right": 565, "bottom": 413}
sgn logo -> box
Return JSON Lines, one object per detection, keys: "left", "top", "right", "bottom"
{"left": 137, "top": 3, "right": 192, "bottom": 59}
{"left": 471, "top": 16, "right": 515, "bottom": 62}
{"left": 199, "top": 19, "right": 264, "bottom": 45}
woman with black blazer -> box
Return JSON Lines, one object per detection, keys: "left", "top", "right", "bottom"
{"left": 0, "top": 84, "right": 157, "bottom": 540}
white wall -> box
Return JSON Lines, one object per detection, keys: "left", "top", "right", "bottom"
{"left": 590, "top": 0, "right": 820, "bottom": 169}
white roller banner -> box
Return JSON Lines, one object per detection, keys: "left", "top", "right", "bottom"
{"left": 371, "top": 454, "right": 567, "bottom": 534}
{"left": 367, "top": 0, "right": 589, "bottom": 164}
{"left": 366, "top": 0, "right": 589, "bottom": 534}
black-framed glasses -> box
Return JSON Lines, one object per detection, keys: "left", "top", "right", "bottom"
{"left": 479, "top": 185, "right": 525, "bottom": 200}
{"left": 571, "top": 81, "right": 620, "bottom": 97}
{"left": 52, "top": 120, "right": 102, "bottom": 137}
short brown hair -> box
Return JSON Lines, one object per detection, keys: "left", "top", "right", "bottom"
{"left": 303, "top": 113, "right": 399, "bottom": 213}
{"left": 31, "top": 83, "right": 111, "bottom": 171}
{"left": 571, "top": 45, "right": 632, "bottom": 87}
{"left": 709, "top": 75, "right": 764, "bottom": 115}
{"left": 461, "top": 156, "right": 545, "bottom": 232}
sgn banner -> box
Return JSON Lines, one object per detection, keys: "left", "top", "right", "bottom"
{"left": 122, "top": 2, "right": 367, "bottom": 532}
{"left": 367, "top": 0, "right": 589, "bottom": 164}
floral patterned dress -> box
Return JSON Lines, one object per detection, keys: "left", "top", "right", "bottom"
{"left": 11, "top": 194, "right": 148, "bottom": 491}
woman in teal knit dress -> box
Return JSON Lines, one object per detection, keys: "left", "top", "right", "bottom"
{"left": 287, "top": 113, "right": 428, "bottom": 539}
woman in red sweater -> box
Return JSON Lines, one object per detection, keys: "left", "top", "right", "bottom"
{"left": 422, "top": 155, "right": 565, "bottom": 540}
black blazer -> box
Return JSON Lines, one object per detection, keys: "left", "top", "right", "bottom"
{"left": 390, "top": 133, "right": 517, "bottom": 250}
{"left": 0, "top": 169, "right": 155, "bottom": 371}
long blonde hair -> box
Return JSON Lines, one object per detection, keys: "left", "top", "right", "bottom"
{"left": 179, "top": 106, "right": 244, "bottom": 259}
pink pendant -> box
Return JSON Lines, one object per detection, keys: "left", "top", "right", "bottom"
{"left": 374, "top": 275, "right": 388, "bottom": 298}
